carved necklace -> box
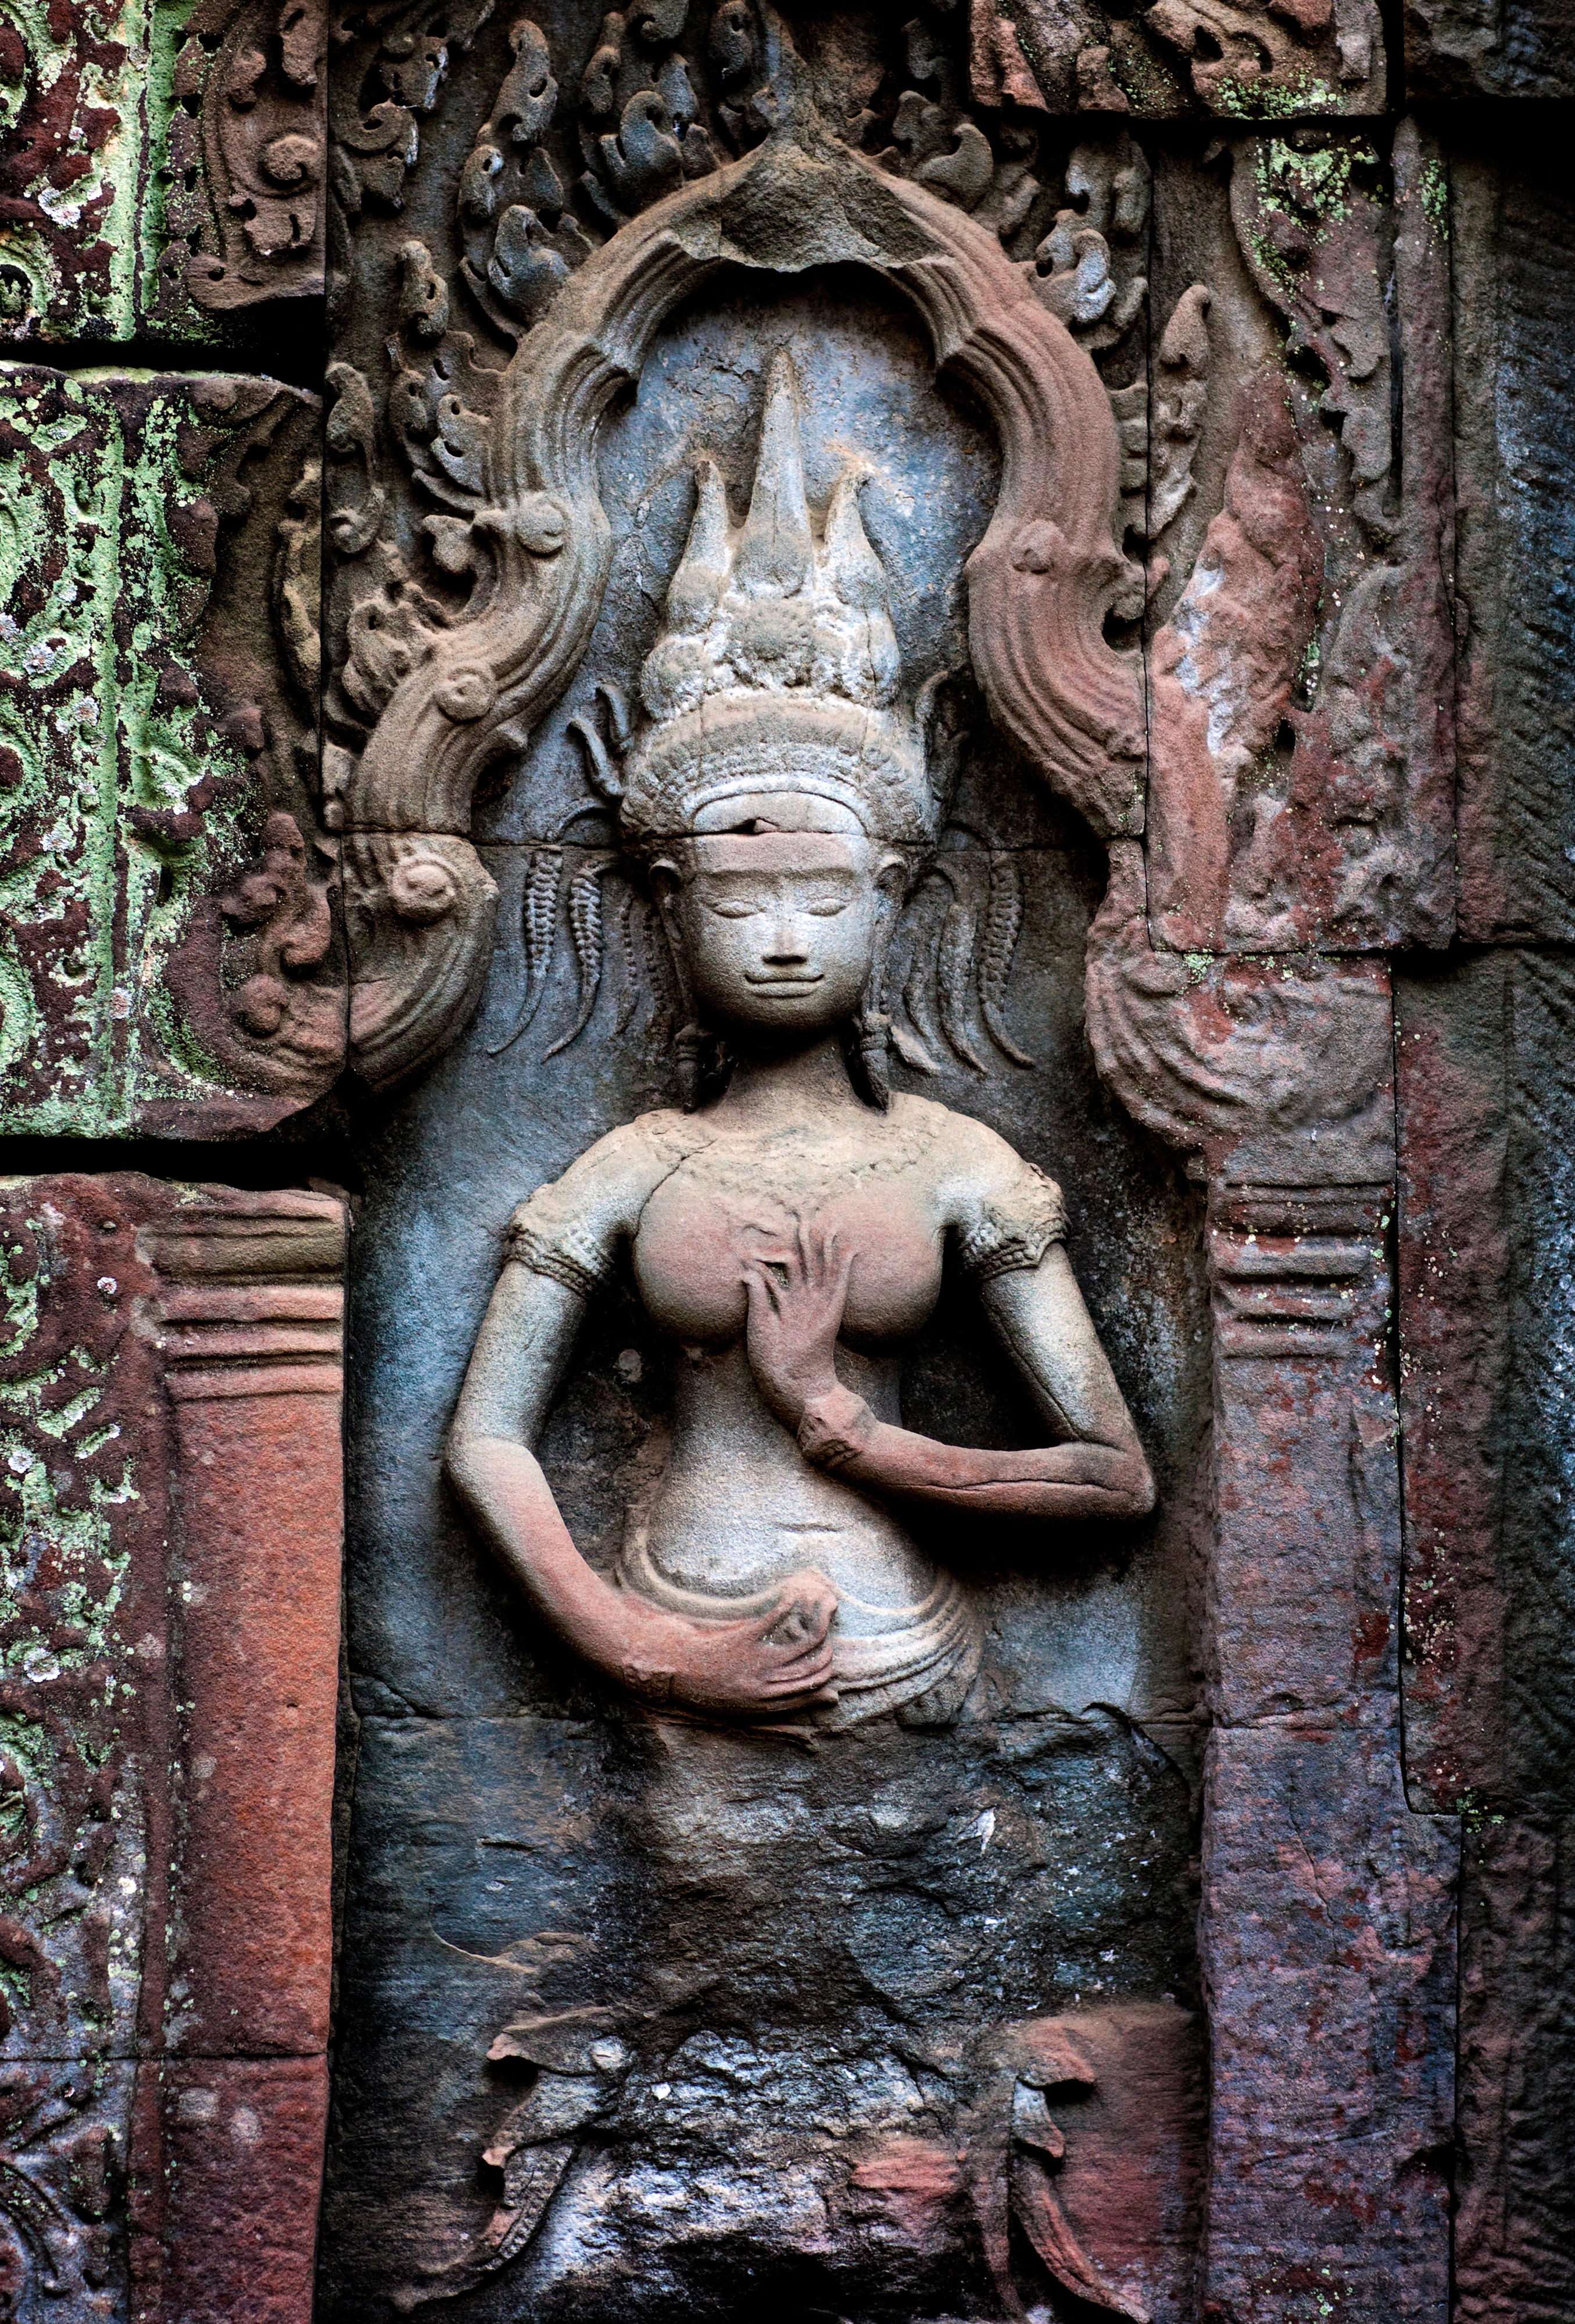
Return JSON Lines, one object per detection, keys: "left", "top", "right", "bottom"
{"left": 643, "top": 1098, "right": 945, "bottom": 1206}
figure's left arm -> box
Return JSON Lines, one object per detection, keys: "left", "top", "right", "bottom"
{"left": 743, "top": 1226, "right": 1154, "bottom": 1523}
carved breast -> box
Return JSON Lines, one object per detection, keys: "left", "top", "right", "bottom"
{"left": 631, "top": 1143, "right": 948, "bottom": 1353}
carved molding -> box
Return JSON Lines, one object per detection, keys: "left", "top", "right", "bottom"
{"left": 0, "top": 1177, "right": 344, "bottom": 2315}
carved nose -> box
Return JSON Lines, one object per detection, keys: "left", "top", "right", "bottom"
{"left": 763, "top": 926, "right": 810, "bottom": 964}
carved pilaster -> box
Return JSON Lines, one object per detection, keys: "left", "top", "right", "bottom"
{"left": 1089, "top": 859, "right": 1458, "bottom": 2309}
{"left": 0, "top": 1176, "right": 344, "bottom": 2323}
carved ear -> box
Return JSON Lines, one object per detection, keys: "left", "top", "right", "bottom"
{"left": 647, "top": 855, "right": 684, "bottom": 908}
{"left": 874, "top": 849, "right": 910, "bottom": 908}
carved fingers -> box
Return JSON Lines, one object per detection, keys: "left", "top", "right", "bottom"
{"left": 739, "top": 1213, "right": 853, "bottom": 1426}
{"left": 657, "top": 1575, "right": 841, "bottom": 1717}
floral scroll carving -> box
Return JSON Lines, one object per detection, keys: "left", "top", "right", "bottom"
{"left": 159, "top": 0, "right": 329, "bottom": 318}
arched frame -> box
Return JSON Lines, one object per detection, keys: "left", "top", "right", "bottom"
{"left": 342, "top": 121, "right": 1147, "bottom": 1089}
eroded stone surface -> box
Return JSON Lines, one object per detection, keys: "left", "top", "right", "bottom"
{"left": 323, "top": 1709, "right": 1201, "bottom": 2319}
{"left": 0, "top": 1176, "right": 345, "bottom": 2319}
{"left": 1451, "top": 140, "right": 1575, "bottom": 945}
{"left": 0, "top": 366, "right": 343, "bottom": 1135}
{"left": 0, "top": 0, "right": 327, "bottom": 342}
{"left": 1406, "top": 0, "right": 1575, "bottom": 98}
{"left": 1456, "top": 1814, "right": 1575, "bottom": 2324}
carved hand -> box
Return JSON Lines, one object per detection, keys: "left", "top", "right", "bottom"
{"left": 620, "top": 1572, "right": 840, "bottom": 1719}
{"left": 740, "top": 1217, "right": 853, "bottom": 1428}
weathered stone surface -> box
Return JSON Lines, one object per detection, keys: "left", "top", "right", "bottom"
{"left": 1397, "top": 951, "right": 1575, "bottom": 1813}
{"left": 1455, "top": 1814, "right": 1575, "bottom": 2324}
{"left": 1087, "top": 846, "right": 1398, "bottom": 1187}
{"left": 1395, "top": 956, "right": 1512, "bottom": 1810}
{"left": 0, "top": 366, "right": 343, "bottom": 1136}
{"left": 1405, "top": 0, "right": 1575, "bottom": 97}
{"left": 1452, "top": 140, "right": 1575, "bottom": 944}
{"left": 0, "top": 0, "right": 326, "bottom": 343}
{"left": 0, "top": 1175, "right": 344, "bottom": 2318}
{"left": 152, "top": 2057, "right": 330, "bottom": 2324}
{"left": 979, "top": 0, "right": 1386, "bottom": 115}
{"left": 1143, "top": 126, "right": 1456, "bottom": 956}
{"left": 1204, "top": 1723, "right": 1456, "bottom": 2322}
{"left": 154, "top": 0, "right": 327, "bottom": 328}
{"left": 1197, "top": 1181, "right": 1458, "bottom": 2322}
{"left": 322, "top": 1711, "right": 1201, "bottom": 2319}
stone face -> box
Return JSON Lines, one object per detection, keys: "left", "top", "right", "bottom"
{"left": 0, "top": 1176, "right": 344, "bottom": 2319}
{"left": 0, "top": 366, "right": 343, "bottom": 1135}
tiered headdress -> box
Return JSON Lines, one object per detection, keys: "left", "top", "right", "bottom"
{"left": 617, "top": 349, "right": 938, "bottom": 848}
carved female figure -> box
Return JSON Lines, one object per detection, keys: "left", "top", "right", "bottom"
{"left": 448, "top": 354, "right": 1154, "bottom": 1734}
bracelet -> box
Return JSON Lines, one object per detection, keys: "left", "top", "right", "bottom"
{"left": 796, "top": 1385, "right": 876, "bottom": 1471}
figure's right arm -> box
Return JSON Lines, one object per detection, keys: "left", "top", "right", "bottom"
{"left": 446, "top": 1231, "right": 839, "bottom": 1718}
{"left": 446, "top": 1261, "right": 643, "bottom": 1677}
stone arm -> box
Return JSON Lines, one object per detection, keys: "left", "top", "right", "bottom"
{"left": 742, "top": 1229, "right": 1155, "bottom": 1523}
{"left": 447, "top": 1260, "right": 839, "bottom": 1716}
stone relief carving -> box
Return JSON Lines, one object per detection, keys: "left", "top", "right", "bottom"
{"left": 302, "top": 13, "right": 1463, "bottom": 2313}
{"left": 1178, "top": 121, "right": 1458, "bottom": 953}
{"left": 156, "top": 0, "right": 330, "bottom": 320}
{"left": 403, "top": 356, "right": 1183, "bottom": 2311}
{"left": 448, "top": 353, "right": 1154, "bottom": 1731}
{"left": 0, "top": 367, "right": 343, "bottom": 1135}
{"left": 320, "top": 5, "right": 1238, "bottom": 1092}
{"left": 316, "top": 5, "right": 1408, "bottom": 1184}
{"left": 975, "top": 0, "right": 1384, "bottom": 113}
{"left": 327, "top": 0, "right": 498, "bottom": 322}
{"left": 324, "top": 21, "right": 1166, "bottom": 1089}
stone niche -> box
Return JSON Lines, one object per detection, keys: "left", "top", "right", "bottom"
{"left": 321, "top": 246, "right": 1209, "bottom": 2324}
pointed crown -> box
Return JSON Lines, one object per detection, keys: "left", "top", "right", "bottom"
{"left": 619, "top": 350, "right": 936, "bottom": 848}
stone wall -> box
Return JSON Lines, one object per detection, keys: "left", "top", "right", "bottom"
{"left": 1, "top": 4, "right": 1572, "bottom": 2319}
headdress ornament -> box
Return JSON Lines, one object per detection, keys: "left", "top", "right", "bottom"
{"left": 618, "top": 350, "right": 937, "bottom": 848}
